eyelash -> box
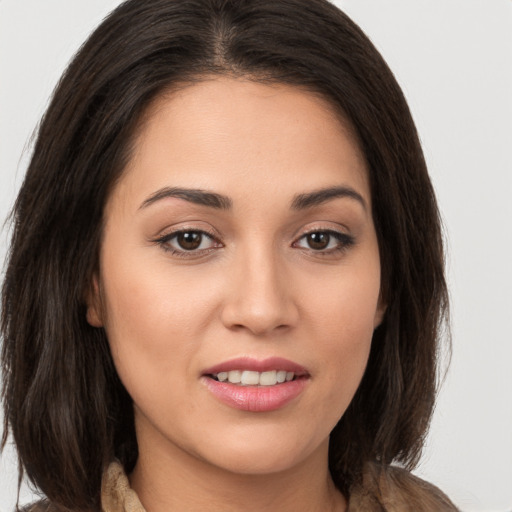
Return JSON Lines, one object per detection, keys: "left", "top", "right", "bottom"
{"left": 153, "top": 228, "right": 355, "bottom": 258}
{"left": 293, "top": 229, "right": 355, "bottom": 256}
{"left": 153, "top": 228, "right": 221, "bottom": 259}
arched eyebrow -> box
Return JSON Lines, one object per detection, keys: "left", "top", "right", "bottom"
{"left": 139, "top": 185, "right": 366, "bottom": 212}
{"left": 139, "top": 187, "right": 232, "bottom": 210}
{"left": 291, "top": 186, "right": 367, "bottom": 211}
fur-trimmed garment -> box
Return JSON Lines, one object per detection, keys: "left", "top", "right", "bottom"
{"left": 22, "top": 460, "right": 459, "bottom": 511}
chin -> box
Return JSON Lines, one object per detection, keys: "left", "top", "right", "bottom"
{"left": 193, "top": 428, "right": 327, "bottom": 476}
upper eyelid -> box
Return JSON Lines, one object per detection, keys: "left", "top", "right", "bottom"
{"left": 293, "top": 225, "right": 352, "bottom": 242}
{"left": 298, "top": 226, "right": 347, "bottom": 236}
{"left": 154, "top": 226, "right": 219, "bottom": 241}
{"left": 290, "top": 218, "right": 351, "bottom": 236}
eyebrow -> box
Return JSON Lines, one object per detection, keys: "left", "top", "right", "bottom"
{"left": 291, "top": 186, "right": 367, "bottom": 211}
{"left": 139, "top": 187, "right": 233, "bottom": 210}
{"left": 139, "top": 184, "right": 366, "bottom": 212}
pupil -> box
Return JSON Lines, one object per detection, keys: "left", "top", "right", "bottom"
{"left": 308, "top": 232, "right": 330, "bottom": 250}
{"left": 177, "top": 232, "right": 202, "bottom": 250}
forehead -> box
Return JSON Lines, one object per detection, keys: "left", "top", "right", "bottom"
{"left": 112, "top": 77, "right": 369, "bottom": 211}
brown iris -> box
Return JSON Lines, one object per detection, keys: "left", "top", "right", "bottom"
{"left": 177, "top": 231, "right": 203, "bottom": 250}
{"left": 307, "top": 232, "right": 330, "bottom": 250}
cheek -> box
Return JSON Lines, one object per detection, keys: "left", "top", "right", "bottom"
{"left": 101, "top": 243, "right": 218, "bottom": 337}
{"left": 98, "top": 246, "right": 219, "bottom": 392}
{"left": 305, "top": 258, "right": 380, "bottom": 346}
{"left": 100, "top": 270, "right": 206, "bottom": 428}
{"left": 302, "top": 260, "right": 380, "bottom": 409}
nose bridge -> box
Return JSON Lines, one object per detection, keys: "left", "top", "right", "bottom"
{"left": 221, "top": 239, "right": 297, "bottom": 335}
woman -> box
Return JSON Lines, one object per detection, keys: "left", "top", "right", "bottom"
{"left": 1, "top": 0, "right": 457, "bottom": 510}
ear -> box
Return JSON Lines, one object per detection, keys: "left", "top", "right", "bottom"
{"left": 373, "top": 296, "right": 387, "bottom": 329}
{"left": 85, "top": 273, "right": 104, "bottom": 327}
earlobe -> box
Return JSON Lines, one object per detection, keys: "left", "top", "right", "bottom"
{"left": 373, "top": 298, "right": 387, "bottom": 329}
{"left": 85, "top": 274, "right": 104, "bottom": 327}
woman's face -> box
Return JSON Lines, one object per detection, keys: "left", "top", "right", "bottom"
{"left": 87, "top": 77, "right": 384, "bottom": 476}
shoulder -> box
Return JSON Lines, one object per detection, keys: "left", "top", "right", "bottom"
{"left": 348, "top": 462, "right": 459, "bottom": 511}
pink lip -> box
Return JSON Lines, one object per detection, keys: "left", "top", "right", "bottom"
{"left": 201, "top": 357, "right": 309, "bottom": 412}
{"left": 202, "top": 357, "right": 308, "bottom": 376}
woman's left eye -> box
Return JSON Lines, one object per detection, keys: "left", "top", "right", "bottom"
{"left": 155, "top": 229, "right": 220, "bottom": 255}
{"left": 294, "top": 230, "right": 354, "bottom": 253}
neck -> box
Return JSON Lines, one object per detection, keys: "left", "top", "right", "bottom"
{"left": 130, "top": 432, "right": 346, "bottom": 512}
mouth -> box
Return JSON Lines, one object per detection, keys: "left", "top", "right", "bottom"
{"left": 201, "top": 357, "right": 309, "bottom": 412}
{"left": 202, "top": 356, "right": 309, "bottom": 385}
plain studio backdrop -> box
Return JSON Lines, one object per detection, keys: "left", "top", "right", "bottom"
{"left": 0, "top": 1, "right": 511, "bottom": 511}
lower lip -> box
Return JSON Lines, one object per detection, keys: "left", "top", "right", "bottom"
{"left": 202, "top": 377, "right": 308, "bottom": 412}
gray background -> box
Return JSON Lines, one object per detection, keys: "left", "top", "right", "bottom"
{"left": 1, "top": 1, "right": 511, "bottom": 510}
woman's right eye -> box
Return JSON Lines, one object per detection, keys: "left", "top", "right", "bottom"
{"left": 155, "top": 229, "right": 221, "bottom": 256}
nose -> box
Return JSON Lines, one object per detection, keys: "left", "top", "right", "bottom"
{"left": 220, "top": 247, "right": 299, "bottom": 336}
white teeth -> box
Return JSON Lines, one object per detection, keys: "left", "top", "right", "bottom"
{"left": 241, "top": 370, "right": 260, "bottom": 385}
{"left": 213, "top": 370, "right": 296, "bottom": 386}
{"left": 259, "top": 370, "right": 277, "bottom": 386}
{"left": 227, "top": 370, "right": 242, "bottom": 384}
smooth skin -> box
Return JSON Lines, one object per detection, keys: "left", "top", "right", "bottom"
{"left": 87, "top": 77, "right": 385, "bottom": 512}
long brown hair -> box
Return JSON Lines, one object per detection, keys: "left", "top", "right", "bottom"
{"left": 2, "top": 0, "right": 449, "bottom": 509}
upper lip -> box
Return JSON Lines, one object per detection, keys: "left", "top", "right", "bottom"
{"left": 202, "top": 357, "right": 309, "bottom": 376}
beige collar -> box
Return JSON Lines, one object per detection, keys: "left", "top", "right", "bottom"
{"left": 101, "top": 461, "right": 146, "bottom": 512}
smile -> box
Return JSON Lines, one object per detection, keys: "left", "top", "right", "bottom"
{"left": 202, "top": 357, "right": 309, "bottom": 412}
{"left": 211, "top": 370, "right": 296, "bottom": 386}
